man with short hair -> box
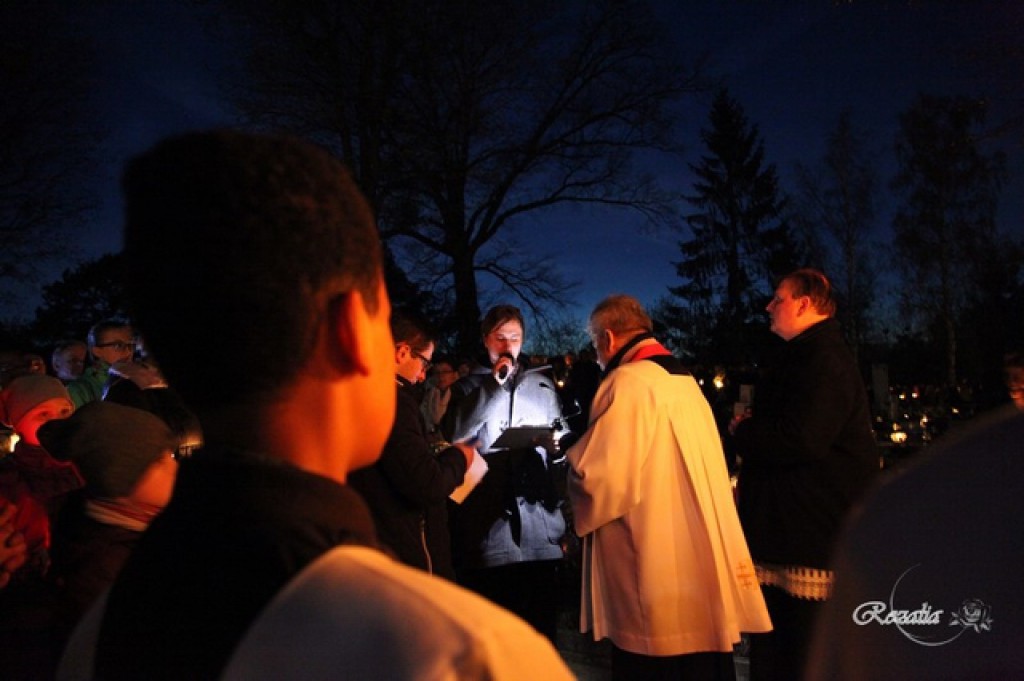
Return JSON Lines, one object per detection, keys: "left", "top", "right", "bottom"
{"left": 67, "top": 321, "right": 135, "bottom": 408}
{"left": 566, "top": 294, "right": 771, "bottom": 680}
{"left": 58, "top": 131, "right": 570, "bottom": 681}
{"left": 51, "top": 341, "right": 87, "bottom": 383}
{"left": 349, "top": 311, "right": 477, "bottom": 580}
{"left": 730, "top": 268, "right": 878, "bottom": 680}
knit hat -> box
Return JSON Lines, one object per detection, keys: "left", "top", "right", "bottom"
{"left": 37, "top": 401, "right": 178, "bottom": 498}
{"left": 0, "top": 375, "right": 73, "bottom": 430}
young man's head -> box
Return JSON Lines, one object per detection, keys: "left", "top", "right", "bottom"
{"left": 766, "top": 268, "right": 835, "bottom": 341}
{"left": 480, "top": 305, "right": 525, "bottom": 365}
{"left": 429, "top": 357, "right": 458, "bottom": 391}
{"left": 120, "top": 130, "right": 394, "bottom": 472}
{"left": 52, "top": 340, "right": 87, "bottom": 381}
{"left": 87, "top": 320, "right": 136, "bottom": 366}
{"left": 391, "top": 311, "right": 435, "bottom": 385}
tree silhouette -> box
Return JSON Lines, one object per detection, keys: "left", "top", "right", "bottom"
{"left": 792, "top": 110, "right": 879, "bottom": 362}
{"left": 30, "top": 254, "right": 128, "bottom": 346}
{"left": 0, "top": 2, "right": 103, "bottom": 311}
{"left": 667, "top": 88, "right": 797, "bottom": 365}
{"left": 891, "top": 94, "right": 1006, "bottom": 387}
{"left": 204, "top": 0, "right": 705, "bottom": 355}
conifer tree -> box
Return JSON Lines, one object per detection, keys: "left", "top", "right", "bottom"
{"left": 668, "top": 89, "right": 797, "bottom": 364}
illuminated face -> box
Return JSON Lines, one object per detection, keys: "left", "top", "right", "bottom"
{"left": 766, "top": 280, "right": 806, "bottom": 341}
{"left": 396, "top": 342, "right": 434, "bottom": 384}
{"left": 16, "top": 397, "right": 74, "bottom": 446}
{"left": 484, "top": 320, "right": 523, "bottom": 365}
{"left": 1008, "top": 378, "right": 1024, "bottom": 412}
{"left": 91, "top": 327, "right": 136, "bottom": 365}
{"left": 53, "top": 345, "right": 87, "bottom": 381}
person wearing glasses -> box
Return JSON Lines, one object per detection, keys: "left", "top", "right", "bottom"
{"left": 56, "top": 131, "right": 570, "bottom": 680}
{"left": 443, "top": 304, "right": 568, "bottom": 644}
{"left": 67, "top": 320, "right": 136, "bottom": 408}
{"left": 420, "top": 356, "right": 459, "bottom": 439}
{"left": 349, "top": 311, "right": 477, "bottom": 580}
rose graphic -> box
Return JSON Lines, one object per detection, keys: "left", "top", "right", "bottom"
{"left": 950, "top": 599, "right": 993, "bottom": 633}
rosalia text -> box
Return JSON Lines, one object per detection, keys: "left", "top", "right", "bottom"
{"left": 852, "top": 601, "right": 944, "bottom": 626}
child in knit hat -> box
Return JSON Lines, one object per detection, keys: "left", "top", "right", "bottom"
{"left": 0, "top": 375, "right": 82, "bottom": 577}
{"left": 37, "top": 401, "right": 181, "bottom": 646}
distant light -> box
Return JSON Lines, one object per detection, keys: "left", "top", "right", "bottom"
{"left": 890, "top": 432, "right": 908, "bottom": 444}
{"left": 713, "top": 373, "right": 726, "bottom": 390}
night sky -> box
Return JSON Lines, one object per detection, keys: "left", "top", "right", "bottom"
{"left": 36, "top": 0, "right": 1024, "bottom": 326}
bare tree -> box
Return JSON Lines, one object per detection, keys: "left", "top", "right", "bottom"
{"left": 204, "top": 0, "right": 704, "bottom": 353}
{"left": 0, "top": 2, "right": 102, "bottom": 312}
{"left": 891, "top": 94, "right": 1006, "bottom": 387}
{"left": 793, "top": 110, "right": 879, "bottom": 362}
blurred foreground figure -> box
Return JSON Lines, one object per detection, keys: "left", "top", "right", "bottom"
{"left": 806, "top": 406, "right": 1024, "bottom": 679}
{"left": 58, "top": 130, "right": 570, "bottom": 681}
{"left": 567, "top": 295, "right": 771, "bottom": 681}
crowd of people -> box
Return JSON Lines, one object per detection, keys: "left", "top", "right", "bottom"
{"left": 1, "top": 130, "right": 1021, "bottom": 680}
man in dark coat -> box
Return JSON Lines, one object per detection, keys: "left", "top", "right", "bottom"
{"left": 349, "top": 312, "right": 475, "bottom": 580}
{"left": 731, "top": 268, "right": 879, "bottom": 681}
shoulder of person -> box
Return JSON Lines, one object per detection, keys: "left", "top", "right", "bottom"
{"left": 221, "top": 545, "right": 573, "bottom": 680}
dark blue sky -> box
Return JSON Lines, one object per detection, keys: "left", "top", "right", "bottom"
{"left": 51, "top": 0, "right": 1024, "bottom": 326}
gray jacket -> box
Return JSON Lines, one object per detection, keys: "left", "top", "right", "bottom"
{"left": 445, "top": 362, "right": 566, "bottom": 569}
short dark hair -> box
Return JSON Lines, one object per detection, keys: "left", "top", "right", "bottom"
{"left": 390, "top": 310, "right": 435, "bottom": 353}
{"left": 480, "top": 305, "right": 525, "bottom": 338}
{"left": 87, "top": 320, "right": 132, "bottom": 348}
{"left": 121, "top": 130, "right": 382, "bottom": 408}
{"left": 782, "top": 268, "right": 836, "bottom": 317}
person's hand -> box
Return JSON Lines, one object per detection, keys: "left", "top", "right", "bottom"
{"left": 492, "top": 354, "right": 516, "bottom": 386}
{"left": 532, "top": 430, "right": 560, "bottom": 458}
{"left": 0, "top": 500, "right": 28, "bottom": 588}
{"left": 451, "top": 441, "right": 478, "bottom": 469}
{"left": 110, "top": 361, "right": 169, "bottom": 390}
{"left": 728, "top": 410, "right": 751, "bottom": 436}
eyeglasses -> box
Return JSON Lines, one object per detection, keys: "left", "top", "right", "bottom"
{"left": 94, "top": 341, "right": 136, "bottom": 351}
{"left": 411, "top": 350, "right": 432, "bottom": 371}
{"left": 398, "top": 344, "right": 432, "bottom": 371}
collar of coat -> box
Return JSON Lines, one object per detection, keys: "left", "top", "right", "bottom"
{"left": 602, "top": 332, "right": 671, "bottom": 377}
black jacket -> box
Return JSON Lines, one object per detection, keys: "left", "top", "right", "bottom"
{"left": 733, "top": 318, "right": 878, "bottom": 569}
{"left": 94, "top": 447, "right": 378, "bottom": 681}
{"left": 349, "top": 377, "right": 468, "bottom": 579}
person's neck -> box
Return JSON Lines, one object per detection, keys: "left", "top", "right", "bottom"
{"left": 197, "top": 387, "right": 360, "bottom": 485}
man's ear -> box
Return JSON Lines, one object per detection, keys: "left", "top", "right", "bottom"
{"left": 325, "top": 291, "right": 374, "bottom": 377}
{"left": 601, "top": 329, "right": 615, "bottom": 355}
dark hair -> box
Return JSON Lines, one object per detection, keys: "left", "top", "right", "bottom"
{"left": 480, "top": 305, "right": 525, "bottom": 338}
{"left": 121, "top": 130, "right": 382, "bottom": 408}
{"left": 781, "top": 268, "right": 836, "bottom": 317}
{"left": 390, "top": 309, "right": 435, "bottom": 353}
{"left": 87, "top": 320, "right": 132, "bottom": 348}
